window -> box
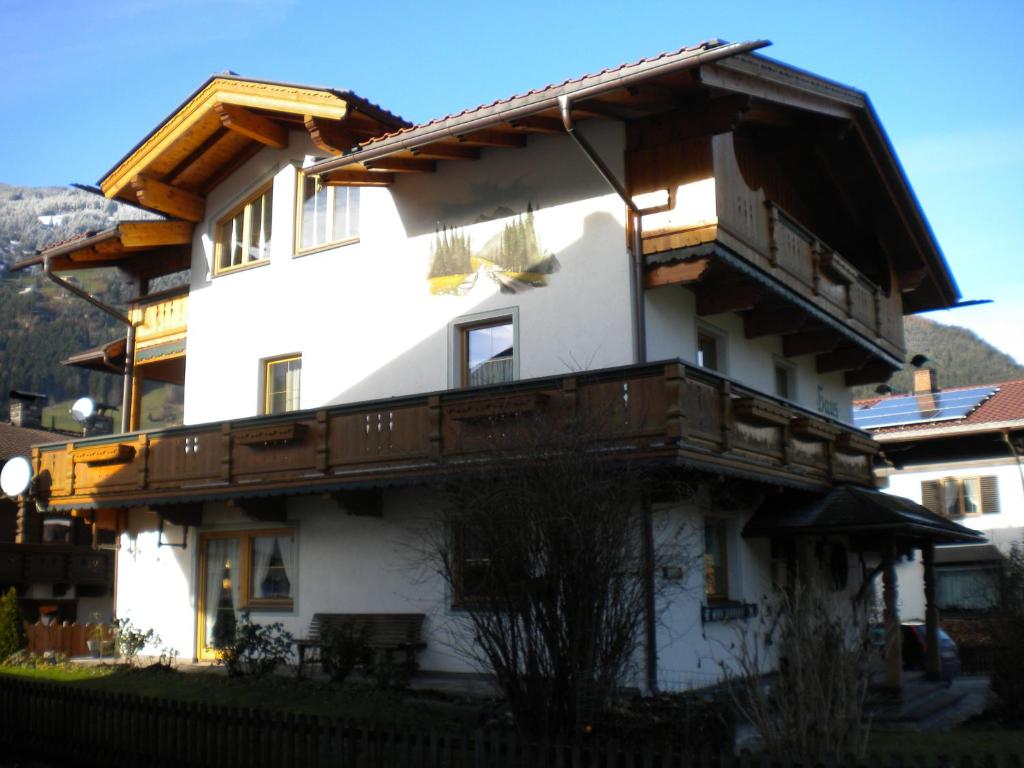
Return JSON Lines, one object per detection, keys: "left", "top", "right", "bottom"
{"left": 198, "top": 529, "right": 296, "bottom": 658}
{"left": 936, "top": 565, "right": 999, "bottom": 612}
{"left": 296, "top": 170, "right": 359, "bottom": 252}
{"left": 704, "top": 519, "right": 730, "bottom": 602}
{"left": 215, "top": 183, "right": 273, "bottom": 273}
{"left": 921, "top": 476, "right": 999, "bottom": 518}
{"left": 263, "top": 355, "right": 301, "bottom": 415}
{"left": 696, "top": 325, "right": 725, "bottom": 373}
{"left": 453, "top": 526, "right": 494, "bottom": 607}
{"left": 462, "top": 320, "right": 514, "bottom": 387}
{"left": 774, "top": 360, "right": 795, "bottom": 400}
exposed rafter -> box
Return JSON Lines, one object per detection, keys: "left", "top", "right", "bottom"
{"left": 744, "top": 307, "right": 806, "bottom": 338}
{"left": 456, "top": 130, "right": 527, "bottom": 148}
{"left": 507, "top": 115, "right": 564, "bottom": 133}
{"left": 363, "top": 157, "right": 436, "bottom": 173}
{"left": 782, "top": 329, "right": 841, "bottom": 358}
{"left": 696, "top": 281, "right": 764, "bottom": 316}
{"left": 322, "top": 169, "right": 395, "bottom": 187}
{"left": 644, "top": 258, "right": 712, "bottom": 288}
{"left": 213, "top": 103, "right": 288, "bottom": 149}
{"left": 816, "top": 346, "right": 874, "bottom": 374}
{"left": 409, "top": 143, "right": 480, "bottom": 161}
{"left": 130, "top": 176, "right": 205, "bottom": 222}
{"left": 303, "top": 115, "right": 361, "bottom": 156}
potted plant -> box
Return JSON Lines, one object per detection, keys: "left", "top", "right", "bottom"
{"left": 86, "top": 623, "right": 104, "bottom": 658}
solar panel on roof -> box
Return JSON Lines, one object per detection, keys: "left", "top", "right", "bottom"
{"left": 853, "top": 386, "right": 998, "bottom": 430}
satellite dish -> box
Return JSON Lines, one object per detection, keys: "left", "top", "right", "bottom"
{"left": 70, "top": 397, "right": 96, "bottom": 424}
{"left": 0, "top": 456, "right": 33, "bottom": 497}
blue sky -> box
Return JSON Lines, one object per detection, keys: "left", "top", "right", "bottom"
{"left": 2, "top": 0, "right": 1021, "bottom": 365}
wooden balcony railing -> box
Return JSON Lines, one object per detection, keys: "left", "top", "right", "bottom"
{"left": 31, "top": 361, "right": 876, "bottom": 512}
{"left": 638, "top": 133, "right": 905, "bottom": 361}
{"left": 0, "top": 544, "right": 112, "bottom": 585}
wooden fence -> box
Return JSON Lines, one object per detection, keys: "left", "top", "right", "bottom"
{"left": 0, "top": 676, "right": 1020, "bottom": 768}
{"left": 24, "top": 621, "right": 115, "bottom": 658}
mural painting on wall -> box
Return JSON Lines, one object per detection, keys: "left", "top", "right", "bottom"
{"left": 428, "top": 204, "right": 560, "bottom": 295}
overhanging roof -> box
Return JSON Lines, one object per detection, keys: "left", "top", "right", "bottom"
{"left": 62, "top": 337, "right": 127, "bottom": 375}
{"left": 744, "top": 486, "right": 985, "bottom": 544}
{"left": 11, "top": 220, "right": 192, "bottom": 279}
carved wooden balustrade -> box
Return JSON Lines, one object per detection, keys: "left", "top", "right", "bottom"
{"left": 31, "top": 360, "right": 876, "bottom": 512}
{"left": 0, "top": 543, "right": 112, "bottom": 585}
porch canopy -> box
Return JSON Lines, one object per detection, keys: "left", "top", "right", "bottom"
{"left": 743, "top": 485, "right": 984, "bottom": 545}
{"left": 744, "top": 485, "right": 984, "bottom": 690}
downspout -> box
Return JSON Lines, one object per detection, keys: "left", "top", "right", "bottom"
{"left": 44, "top": 254, "right": 136, "bottom": 433}
{"left": 558, "top": 95, "right": 646, "bottom": 365}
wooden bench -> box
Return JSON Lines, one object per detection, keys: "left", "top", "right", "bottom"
{"left": 294, "top": 613, "right": 426, "bottom": 679}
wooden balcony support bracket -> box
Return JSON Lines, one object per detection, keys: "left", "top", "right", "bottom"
{"left": 220, "top": 425, "right": 233, "bottom": 483}
{"left": 664, "top": 363, "right": 688, "bottom": 443}
{"left": 816, "top": 346, "right": 874, "bottom": 375}
{"left": 214, "top": 103, "right": 288, "bottom": 149}
{"left": 845, "top": 362, "right": 898, "bottom": 388}
{"left": 782, "top": 329, "right": 842, "bottom": 358}
{"left": 130, "top": 176, "right": 205, "bottom": 222}
{"left": 644, "top": 257, "right": 712, "bottom": 289}
{"left": 303, "top": 115, "right": 360, "bottom": 156}
{"left": 696, "top": 281, "right": 764, "bottom": 317}
{"left": 744, "top": 308, "right": 806, "bottom": 339}
{"left": 330, "top": 488, "right": 383, "bottom": 517}
{"left": 314, "top": 410, "right": 330, "bottom": 473}
{"left": 230, "top": 497, "right": 287, "bottom": 523}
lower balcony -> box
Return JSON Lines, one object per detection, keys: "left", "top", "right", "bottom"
{"left": 0, "top": 544, "right": 113, "bottom": 586}
{"left": 30, "top": 360, "right": 877, "bottom": 512}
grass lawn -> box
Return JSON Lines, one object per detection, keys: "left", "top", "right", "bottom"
{"left": 0, "top": 664, "right": 487, "bottom": 729}
{"left": 868, "top": 728, "right": 1024, "bottom": 758}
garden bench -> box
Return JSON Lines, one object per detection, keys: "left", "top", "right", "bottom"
{"left": 294, "top": 612, "right": 426, "bottom": 678}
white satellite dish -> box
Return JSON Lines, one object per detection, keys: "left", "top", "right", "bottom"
{"left": 0, "top": 456, "right": 33, "bottom": 497}
{"left": 70, "top": 397, "right": 96, "bottom": 424}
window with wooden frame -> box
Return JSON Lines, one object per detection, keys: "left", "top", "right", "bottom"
{"left": 215, "top": 183, "right": 273, "bottom": 274}
{"left": 263, "top": 355, "right": 301, "bottom": 415}
{"left": 774, "top": 359, "right": 796, "bottom": 401}
{"left": 696, "top": 324, "right": 726, "bottom": 373}
{"left": 197, "top": 529, "right": 296, "bottom": 658}
{"left": 704, "top": 518, "right": 730, "bottom": 602}
{"left": 460, "top": 319, "right": 515, "bottom": 387}
{"left": 920, "top": 476, "right": 999, "bottom": 518}
{"left": 296, "top": 170, "right": 360, "bottom": 253}
{"left": 452, "top": 525, "right": 495, "bottom": 608}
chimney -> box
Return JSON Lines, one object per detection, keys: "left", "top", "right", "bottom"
{"left": 913, "top": 368, "right": 938, "bottom": 415}
{"left": 8, "top": 389, "right": 47, "bottom": 429}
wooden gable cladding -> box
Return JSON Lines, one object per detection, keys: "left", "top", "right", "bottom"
{"left": 100, "top": 76, "right": 405, "bottom": 211}
{"left": 31, "top": 360, "right": 877, "bottom": 512}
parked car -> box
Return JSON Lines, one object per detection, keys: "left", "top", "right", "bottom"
{"left": 900, "top": 621, "right": 961, "bottom": 680}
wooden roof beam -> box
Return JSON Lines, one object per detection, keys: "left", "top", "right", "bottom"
{"left": 130, "top": 176, "right": 205, "bottom": 222}
{"left": 362, "top": 157, "right": 436, "bottom": 173}
{"left": 304, "top": 116, "right": 361, "bottom": 156}
{"left": 409, "top": 143, "right": 480, "bottom": 161}
{"left": 214, "top": 103, "right": 288, "bottom": 149}
{"left": 782, "top": 328, "right": 841, "bottom": 358}
{"left": 455, "top": 130, "right": 527, "bottom": 148}
{"left": 321, "top": 169, "right": 395, "bottom": 187}
{"left": 118, "top": 221, "right": 194, "bottom": 249}
{"left": 644, "top": 258, "right": 712, "bottom": 289}
{"left": 696, "top": 282, "right": 764, "bottom": 316}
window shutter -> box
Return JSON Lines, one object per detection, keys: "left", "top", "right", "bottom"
{"left": 980, "top": 475, "right": 1000, "bottom": 514}
{"left": 920, "top": 480, "right": 942, "bottom": 515}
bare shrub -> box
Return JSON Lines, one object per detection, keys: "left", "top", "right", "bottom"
{"left": 992, "top": 542, "right": 1024, "bottom": 719}
{"left": 427, "top": 413, "right": 695, "bottom": 740}
{"left": 725, "top": 579, "right": 874, "bottom": 763}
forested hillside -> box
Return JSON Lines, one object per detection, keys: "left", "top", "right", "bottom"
{"left": 0, "top": 184, "right": 144, "bottom": 420}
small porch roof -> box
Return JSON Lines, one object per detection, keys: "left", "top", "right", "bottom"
{"left": 743, "top": 486, "right": 984, "bottom": 544}
{"left": 62, "top": 337, "right": 127, "bottom": 375}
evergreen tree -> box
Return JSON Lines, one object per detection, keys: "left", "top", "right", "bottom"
{"left": 0, "top": 587, "right": 25, "bottom": 660}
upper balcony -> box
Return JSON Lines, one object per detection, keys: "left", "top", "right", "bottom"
{"left": 0, "top": 543, "right": 113, "bottom": 586}
{"left": 630, "top": 125, "right": 907, "bottom": 385}
{"left": 29, "top": 360, "right": 876, "bottom": 516}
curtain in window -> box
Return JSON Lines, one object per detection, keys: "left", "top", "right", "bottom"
{"left": 278, "top": 534, "right": 295, "bottom": 594}
{"left": 936, "top": 567, "right": 998, "bottom": 611}
{"left": 251, "top": 536, "right": 276, "bottom": 599}
{"left": 204, "top": 538, "right": 240, "bottom": 650}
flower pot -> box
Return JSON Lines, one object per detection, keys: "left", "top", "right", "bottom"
{"left": 87, "top": 639, "right": 100, "bottom": 659}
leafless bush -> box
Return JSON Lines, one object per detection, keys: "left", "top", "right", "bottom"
{"left": 992, "top": 542, "right": 1024, "bottom": 719}
{"left": 427, "top": 413, "right": 695, "bottom": 740}
{"left": 724, "top": 578, "right": 875, "bottom": 763}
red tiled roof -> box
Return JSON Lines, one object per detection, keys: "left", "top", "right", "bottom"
{"left": 358, "top": 40, "right": 720, "bottom": 150}
{"left": 856, "top": 379, "right": 1024, "bottom": 435}
{"left": 0, "top": 422, "right": 61, "bottom": 462}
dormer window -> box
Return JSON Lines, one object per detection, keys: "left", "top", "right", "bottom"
{"left": 215, "top": 183, "right": 273, "bottom": 274}
{"left": 296, "top": 171, "right": 360, "bottom": 253}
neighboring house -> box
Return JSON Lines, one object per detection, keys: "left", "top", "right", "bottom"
{"left": 0, "top": 392, "right": 114, "bottom": 624}
{"left": 8, "top": 40, "right": 976, "bottom": 689}
{"left": 856, "top": 370, "right": 1024, "bottom": 621}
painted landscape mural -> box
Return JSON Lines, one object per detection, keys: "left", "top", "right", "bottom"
{"left": 428, "top": 204, "right": 560, "bottom": 295}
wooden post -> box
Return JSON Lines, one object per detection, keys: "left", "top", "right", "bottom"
{"left": 881, "top": 539, "right": 902, "bottom": 690}
{"left": 922, "top": 542, "right": 942, "bottom": 680}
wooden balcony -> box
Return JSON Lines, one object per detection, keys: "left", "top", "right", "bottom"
{"left": 0, "top": 544, "right": 113, "bottom": 586}
{"left": 31, "top": 361, "right": 876, "bottom": 513}
{"left": 632, "top": 130, "right": 905, "bottom": 382}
